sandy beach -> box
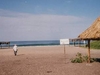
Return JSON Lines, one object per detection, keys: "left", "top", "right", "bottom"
{"left": 0, "top": 45, "right": 100, "bottom": 75}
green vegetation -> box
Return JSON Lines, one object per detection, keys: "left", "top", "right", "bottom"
{"left": 71, "top": 52, "right": 88, "bottom": 63}
{"left": 71, "top": 52, "right": 95, "bottom": 63}
{"left": 90, "top": 41, "right": 100, "bottom": 49}
{"left": 71, "top": 52, "right": 100, "bottom": 63}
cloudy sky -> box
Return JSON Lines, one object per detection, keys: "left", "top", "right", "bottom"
{"left": 0, "top": 0, "right": 100, "bottom": 41}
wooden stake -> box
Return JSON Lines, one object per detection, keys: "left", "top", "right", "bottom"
{"left": 64, "top": 44, "right": 67, "bottom": 64}
{"left": 88, "top": 40, "right": 90, "bottom": 63}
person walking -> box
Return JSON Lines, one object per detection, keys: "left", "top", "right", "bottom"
{"left": 13, "top": 44, "right": 18, "bottom": 56}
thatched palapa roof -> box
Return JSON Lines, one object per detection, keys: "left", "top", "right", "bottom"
{"left": 78, "top": 17, "right": 100, "bottom": 40}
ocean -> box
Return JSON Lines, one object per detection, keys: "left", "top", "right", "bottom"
{"left": 10, "top": 40, "right": 60, "bottom": 47}
{"left": 9, "top": 40, "right": 86, "bottom": 47}
{"left": 0, "top": 40, "right": 87, "bottom": 47}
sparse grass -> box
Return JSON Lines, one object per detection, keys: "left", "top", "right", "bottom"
{"left": 71, "top": 52, "right": 95, "bottom": 63}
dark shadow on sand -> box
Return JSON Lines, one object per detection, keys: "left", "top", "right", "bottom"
{"left": 91, "top": 58, "right": 100, "bottom": 63}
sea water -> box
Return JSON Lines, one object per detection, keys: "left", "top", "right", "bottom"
{"left": 0, "top": 40, "right": 87, "bottom": 47}
{"left": 9, "top": 40, "right": 87, "bottom": 47}
{"left": 10, "top": 40, "right": 60, "bottom": 47}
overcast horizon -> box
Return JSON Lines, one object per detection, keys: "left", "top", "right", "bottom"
{"left": 0, "top": 0, "right": 100, "bottom": 41}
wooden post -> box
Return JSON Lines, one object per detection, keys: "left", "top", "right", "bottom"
{"left": 88, "top": 40, "right": 91, "bottom": 63}
{"left": 8, "top": 42, "right": 10, "bottom": 48}
{"left": 74, "top": 41, "right": 75, "bottom": 46}
{"left": 79, "top": 40, "right": 81, "bottom": 47}
{"left": 0, "top": 43, "right": 1, "bottom": 49}
{"left": 64, "top": 44, "right": 67, "bottom": 64}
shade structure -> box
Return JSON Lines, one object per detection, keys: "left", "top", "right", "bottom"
{"left": 78, "top": 17, "right": 100, "bottom": 40}
{"left": 0, "top": 42, "right": 10, "bottom": 48}
{"left": 78, "top": 17, "right": 100, "bottom": 63}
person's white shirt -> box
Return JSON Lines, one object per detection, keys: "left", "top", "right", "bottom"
{"left": 13, "top": 44, "right": 18, "bottom": 51}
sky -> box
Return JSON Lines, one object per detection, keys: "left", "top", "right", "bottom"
{"left": 0, "top": 0, "right": 100, "bottom": 41}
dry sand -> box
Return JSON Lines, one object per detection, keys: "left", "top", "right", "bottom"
{"left": 0, "top": 45, "right": 100, "bottom": 75}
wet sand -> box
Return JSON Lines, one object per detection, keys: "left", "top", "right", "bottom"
{"left": 0, "top": 45, "right": 100, "bottom": 75}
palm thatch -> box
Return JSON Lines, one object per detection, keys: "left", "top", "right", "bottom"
{"left": 78, "top": 17, "right": 100, "bottom": 40}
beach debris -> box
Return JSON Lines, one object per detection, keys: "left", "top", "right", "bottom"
{"left": 47, "top": 71, "right": 52, "bottom": 73}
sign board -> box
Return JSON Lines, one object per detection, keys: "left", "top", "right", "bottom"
{"left": 60, "top": 39, "right": 69, "bottom": 45}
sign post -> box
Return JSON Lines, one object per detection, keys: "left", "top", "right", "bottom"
{"left": 60, "top": 39, "right": 69, "bottom": 54}
{"left": 60, "top": 39, "right": 69, "bottom": 64}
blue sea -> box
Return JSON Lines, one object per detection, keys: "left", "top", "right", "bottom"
{"left": 8, "top": 40, "right": 86, "bottom": 47}
{"left": 10, "top": 40, "right": 60, "bottom": 47}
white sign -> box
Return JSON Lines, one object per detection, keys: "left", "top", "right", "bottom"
{"left": 60, "top": 39, "right": 69, "bottom": 45}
